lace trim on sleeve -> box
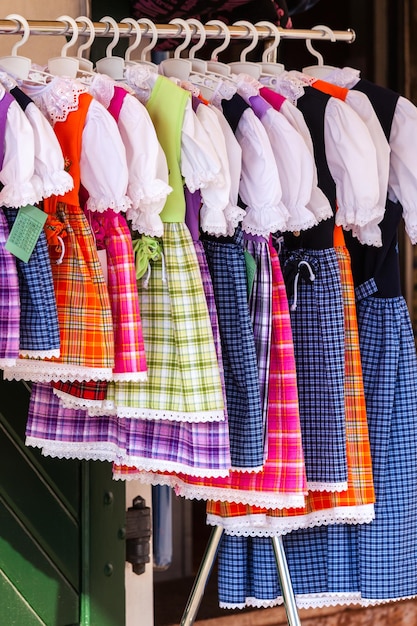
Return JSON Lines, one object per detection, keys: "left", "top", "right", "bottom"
{"left": 86, "top": 194, "right": 132, "bottom": 214}
{"left": 41, "top": 169, "right": 74, "bottom": 199}
{"left": 199, "top": 204, "right": 228, "bottom": 237}
{"left": 0, "top": 180, "right": 41, "bottom": 208}
{"left": 242, "top": 201, "right": 289, "bottom": 237}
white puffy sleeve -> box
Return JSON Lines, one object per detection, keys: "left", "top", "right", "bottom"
{"left": 24, "top": 101, "right": 74, "bottom": 199}
{"left": 324, "top": 97, "right": 380, "bottom": 236}
{"left": 0, "top": 98, "right": 40, "bottom": 208}
{"left": 388, "top": 96, "right": 417, "bottom": 243}
{"left": 194, "top": 102, "right": 230, "bottom": 236}
{"left": 262, "top": 107, "right": 318, "bottom": 232}
{"left": 344, "top": 89, "right": 390, "bottom": 246}
{"left": 80, "top": 99, "right": 131, "bottom": 213}
{"left": 280, "top": 99, "right": 333, "bottom": 223}
{"left": 117, "top": 93, "right": 172, "bottom": 236}
{"left": 209, "top": 104, "right": 244, "bottom": 235}
{"left": 180, "top": 99, "right": 223, "bottom": 193}
{"left": 237, "top": 108, "right": 289, "bottom": 237}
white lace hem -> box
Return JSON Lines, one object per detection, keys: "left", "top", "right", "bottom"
{"left": 0, "top": 358, "right": 17, "bottom": 369}
{"left": 207, "top": 503, "right": 375, "bottom": 537}
{"left": 242, "top": 202, "right": 289, "bottom": 237}
{"left": 112, "top": 371, "right": 148, "bottom": 383}
{"left": 0, "top": 181, "right": 41, "bottom": 208}
{"left": 307, "top": 480, "right": 348, "bottom": 492}
{"left": 128, "top": 210, "right": 164, "bottom": 238}
{"left": 116, "top": 457, "right": 230, "bottom": 478}
{"left": 41, "top": 170, "right": 74, "bottom": 200}
{"left": 3, "top": 360, "right": 113, "bottom": 383}
{"left": 336, "top": 204, "right": 384, "bottom": 230}
{"left": 223, "top": 204, "right": 245, "bottom": 235}
{"left": 114, "top": 406, "right": 226, "bottom": 423}
{"left": 200, "top": 204, "right": 228, "bottom": 237}
{"left": 221, "top": 591, "right": 417, "bottom": 612}
{"left": 52, "top": 388, "right": 104, "bottom": 410}
{"left": 186, "top": 170, "right": 219, "bottom": 195}
{"left": 26, "top": 437, "right": 121, "bottom": 463}
{"left": 349, "top": 222, "right": 383, "bottom": 247}
{"left": 284, "top": 204, "right": 318, "bottom": 232}
{"left": 127, "top": 179, "right": 172, "bottom": 212}
{"left": 19, "top": 349, "right": 60, "bottom": 359}
{"left": 85, "top": 194, "right": 132, "bottom": 214}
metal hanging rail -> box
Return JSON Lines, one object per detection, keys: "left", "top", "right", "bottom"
{"left": 0, "top": 18, "right": 356, "bottom": 43}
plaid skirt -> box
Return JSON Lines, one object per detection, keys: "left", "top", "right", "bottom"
{"left": 2, "top": 207, "right": 60, "bottom": 359}
{"left": 110, "top": 223, "right": 224, "bottom": 422}
{"left": 112, "top": 240, "right": 231, "bottom": 477}
{"left": 201, "top": 239, "right": 307, "bottom": 512}
{"left": 3, "top": 201, "right": 114, "bottom": 383}
{"left": 280, "top": 246, "right": 347, "bottom": 491}
{"left": 0, "top": 209, "right": 20, "bottom": 367}
{"left": 215, "top": 242, "right": 376, "bottom": 609}
{"left": 51, "top": 209, "right": 147, "bottom": 408}
{"left": 202, "top": 229, "right": 264, "bottom": 469}
{"left": 31, "top": 241, "right": 230, "bottom": 475}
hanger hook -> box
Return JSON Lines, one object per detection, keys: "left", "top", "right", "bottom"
{"left": 232, "top": 20, "right": 259, "bottom": 62}
{"left": 169, "top": 18, "right": 192, "bottom": 59}
{"left": 306, "top": 24, "right": 336, "bottom": 66}
{"left": 186, "top": 18, "right": 206, "bottom": 59}
{"left": 100, "top": 16, "right": 120, "bottom": 57}
{"left": 255, "top": 20, "right": 281, "bottom": 63}
{"left": 137, "top": 18, "right": 159, "bottom": 62}
{"left": 120, "top": 18, "right": 142, "bottom": 61}
{"left": 6, "top": 14, "right": 30, "bottom": 55}
{"left": 205, "top": 20, "right": 231, "bottom": 61}
{"left": 56, "top": 15, "right": 79, "bottom": 57}
{"left": 75, "top": 16, "right": 96, "bottom": 57}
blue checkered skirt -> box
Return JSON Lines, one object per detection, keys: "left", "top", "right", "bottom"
{"left": 203, "top": 229, "right": 263, "bottom": 470}
{"left": 3, "top": 207, "right": 60, "bottom": 357}
{"left": 280, "top": 246, "right": 346, "bottom": 490}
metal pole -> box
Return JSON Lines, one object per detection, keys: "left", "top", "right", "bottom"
{"left": 180, "top": 525, "right": 224, "bottom": 626}
{"left": 0, "top": 19, "right": 356, "bottom": 43}
{"left": 271, "top": 536, "right": 301, "bottom": 626}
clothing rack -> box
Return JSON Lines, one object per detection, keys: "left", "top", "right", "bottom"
{"left": 0, "top": 18, "right": 355, "bottom": 45}
{"left": 0, "top": 15, "right": 355, "bottom": 626}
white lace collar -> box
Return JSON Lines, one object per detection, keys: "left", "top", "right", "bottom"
{"left": 22, "top": 76, "right": 88, "bottom": 125}
{"left": 124, "top": 64, "right": 158, "bottom": 103}
{"left": 324, "top": 66, "right": 361, "bottom": 88}
{"left": 259, "top": 70, "right": 305, "bottom": 105}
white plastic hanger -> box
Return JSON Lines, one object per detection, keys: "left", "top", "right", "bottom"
{"left": 72, "top": 16, "right": 95, "bottom": 72}
{"left": 159, "top": 18, "right": 193, "bottom": 81}
{"left": 120, "top": 17, "right": 143, "bottom": 65}
{"left": 228, "top": 20, "right": 261, "bottom": 79}
{"left": 205, "top": 20, "right": 232, "bottom": 77}
{"left": 187, "top": 18, "right": 208, "bottom": 75}
{"left": 257, "top": 21, "right": 285, "bottom": 76}
{"left": 0, "top": 14, "right": 32, "bottom": 79}
{"left": 134, "top": 18, "right": 159, "bottom": 70}
{"left": 95, "top": 16, "right": 125, "bottom": 80}
{"left": 302, "top": 25, "right": 337, "bottom": 79}
{"left": 48, "top": 15, "right": 80, "bottom": 78}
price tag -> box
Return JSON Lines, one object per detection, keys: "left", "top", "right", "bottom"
{"left": 5, "top": 205, "right": 47, "bottom": 263}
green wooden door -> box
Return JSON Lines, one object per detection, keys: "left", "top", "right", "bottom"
{"left": 0, "top": 376, "right": 126, "bottom": 626}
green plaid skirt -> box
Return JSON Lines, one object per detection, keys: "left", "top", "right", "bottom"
{"left": 110, "top": 223, "right": 225, "bottom": 422}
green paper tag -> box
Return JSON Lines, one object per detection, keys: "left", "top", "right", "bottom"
{"left": 5, "top": 204, "right": 47, "bottom": 263}
{"left": 244, "top": 249, "right": 257, "bottom": 298}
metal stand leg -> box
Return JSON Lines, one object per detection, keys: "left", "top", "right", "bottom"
{"left": 180, "top": 528, "right": 302, "bottom": 626}
{"left": 271, "top": 536, "right": 301, "bottom": 626}
{"left": 180, "top": 525, "right": 224, "bottom": 626}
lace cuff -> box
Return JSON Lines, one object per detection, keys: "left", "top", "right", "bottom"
{"left": 336, "top": 202, "right": 384, "bottom": 230}
{"left": 0, "top": 180, "right": 41, "bottom": 208}
{"left": 41, "top": 169, "right": 74, "bottom": 200}
{"left": 242, "top": 201, "right": 289, "bottom": 237}
{"left": 406, "top": 220, "right": 417, "bottom": 244}
{"left": 307, "top": 186, "right": 334, "bottom": 223}
{"left": 224, "top": 203, "right": 246, "bottom": 236}
{"left": 86, "top": 193, "right": 132, "bottom": 214}
{"left": 200, "top": 204, "right": 228, "bottom": 237}
{"left": 349, "top": 220, "right": 383, "bottom": 247}
{"left": 185, "top": 170, "right": 220, "bottom": 195}
{"left": 284, "top": 203, "right": 318, "bottom": 232}
{"left": 128, "top": 207, "right": 164, "bottom": 238}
